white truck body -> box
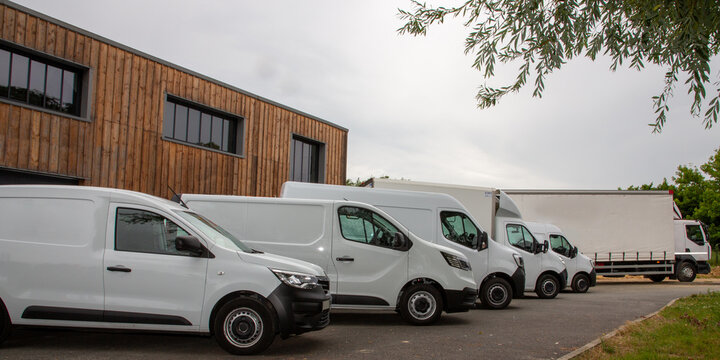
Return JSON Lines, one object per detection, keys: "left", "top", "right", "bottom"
{"left": 365, "top": 178, "right": 568, "bottom": 299}
{"left": 0, "top": 185, "right": 331, "bottom": 355}
{"left": 180, "top": 194, "right": 478, "bottom": 325}
{"left": 280, "top": 181, "right": 527, "bottom": 309}
{"left": 505, "top": 190, "right": 711, "bottom": 282}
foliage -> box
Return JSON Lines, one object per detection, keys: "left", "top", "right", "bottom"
{"left": 345, "top": 176, "right": 389, "bottom": 187}
{"left": 397, "top": 0, "right": 720, "bottom": 132}
{"left": 626, "top": 146, "right": 720, "bottom": 248}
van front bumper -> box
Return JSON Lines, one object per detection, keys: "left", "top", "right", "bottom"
{"left": 511, "top": 267, "right": 526, "bottom": 298}
{"left": 698, "top": 262, "right": 711, "bottom": 274}
{"left": 445, "top": 287, "right": 478, "bottom": 313}
{"left": 267, "top": 283, "right": 331, "bottom": 338}
{"left": 589, "top": 269, "right": 597, "bottom": 287}
{"left": 559, "top": 269, "right": 568, "bottom": 289}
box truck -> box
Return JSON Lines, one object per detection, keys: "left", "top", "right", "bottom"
{"left": 526, "top": 222, "right": 597, "bottom": 292}
{"left": 280, "top": 181, "right": 527, "bottom": 309}
{"left": 179, "top": 194, "right": 478, "bottom": 325}
{"left": 505, "top": 190, "right": 711, "bottom": 282}
{"left": 0, "top": 185, "right": 331, "bottom": 355}
{"left": 358, "top": 179, "right": 567, "bottom": 299}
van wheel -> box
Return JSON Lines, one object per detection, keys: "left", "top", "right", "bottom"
{"left": 0, "top": 299, "right": 10, "bottom": 345}
{"left": 535, "top": 274, "right": 560, "bottom": 299}
{"left": 571, "top": 274, "right": 590, "bottom": 293}
{"left": 479, "top": 278, "right": 512, "bottom": 309}
{"left": 214, "top": 297, "right": 275, "bottom": 355}
{"left": 677, "top": 262, "right": 697, "bottom": 282}
{"left": 400, "top": 284, "right": 443, "bottom": 325}
{"left": 648, "top": 275, "right": 666, "bottom": 283}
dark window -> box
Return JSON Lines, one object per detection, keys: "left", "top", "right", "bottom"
{"left": 162, "top": 95, "right": 242, "bottom": 154}
{"left": 440, "top": 211, "right": 480, "bottom": 249}
{"left": 337, "top": 206, "right": 401, "bottom": 249}
{"left": 549, "top": 234, "right": 571, "bottom": 257}
{"left": 291, "top": 135, "right": 323, "bottom": 183}
{"left": 0, "top": 43, "right": 83, "bottom": 116}
{"left": 685, "top": 225, "right": 705, "bottom": 246}
{"left": 115, "top": 208, "right": 195, "bottom": 257}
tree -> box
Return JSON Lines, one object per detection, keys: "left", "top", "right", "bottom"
{"left": 398, "top": 0, "right": 720, "bottom": 132}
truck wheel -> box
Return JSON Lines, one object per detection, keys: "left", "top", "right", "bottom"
{"left": 648, "top": 275, "right": 666, "bottom": 283}
{"left": 0, "top": 299, "right": 10, "bottom": 345}
{"left": 214, "top": 297, "right": 275, "bottom": 355}
{"left": 399, "top": 284, "right": 443, "bottom": 325}
{"left": 677, "top": 262, "right": 697, "bottom": 282}
{"left": 479, "top": 277, "right": 512, "bottom": 309}
{"left": 571, "top": 274, "right": 590, "bottom": 293}
{"left": 535, "top": 274, "right": 560, "bottom": 299}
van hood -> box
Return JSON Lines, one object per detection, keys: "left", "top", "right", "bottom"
{"left": 237, "top": 251, "right": 326, "bottom": 277}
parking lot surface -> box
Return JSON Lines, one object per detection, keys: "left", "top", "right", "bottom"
{"left": 2, "top": 278, "right": 719, "bottom": 360}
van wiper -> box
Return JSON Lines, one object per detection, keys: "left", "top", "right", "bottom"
{"left": 251, "top": 248, "right": 264, "bottom": 254}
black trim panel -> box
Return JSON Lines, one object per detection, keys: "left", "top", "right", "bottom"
{"left": 511, "top": 267, "right": 526, "bottom": 299}
{"left": 331, "top": 294, "right": 389, "bottom": 306}
{"left": 22, "top": 306, "right": 191, "bottom": 326}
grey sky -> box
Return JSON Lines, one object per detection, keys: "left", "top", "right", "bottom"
{"left": 14, "top": 0, "right": 720, "bottom": 189}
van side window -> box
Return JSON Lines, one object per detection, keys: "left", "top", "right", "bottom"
{"left": 506, "top": 224, "right": 534, "bottom": 252}
{"left": 440, "top": 211, "right": 479, "bottom": 249}
{"left": 549, "top": 234, "right": 571, "bottom": 257}
{"left": 115, "top": 208, "right": 194, "bottom": 256}
{"left": 685, "top": 225, "right": 705, "bottom": 246}
{"left": 338, "top": 206, "right": 401, "bottom": 248}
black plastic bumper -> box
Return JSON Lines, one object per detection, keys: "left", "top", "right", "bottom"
{"left": 698, "top": 262, "right": 711, "bottom": 274}
{"left": 511, "top": 267, "right": 526, "bottom": 298}
{"left": 559, "top": 269, "right": 568, "bottom": 289}
{"left": 589, "top": 269, "right": 597, "bottom": 287}
{"left": 445, "top": 287, "right": 478, "bottom": 313}
{"left": 267, "top": 283, "right": 331, "bottom": 338}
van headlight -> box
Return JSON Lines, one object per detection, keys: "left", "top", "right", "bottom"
{"left": 270, "top": 269, "right": 319, "bottom": 289}
{"left": 513, "top": 254, "right": 524, "bottom": 268}
{"left": 441, "top": 252, "right": 472, "bottom": 271}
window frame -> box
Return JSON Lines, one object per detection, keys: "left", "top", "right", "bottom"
{"left": 549, "top": 234, "right": 571, "bottom": 257}
{"left": 162, "top": 93, "right": 245, "bottom": 157}
{"left": 289, "top": 133, "right": 326, "bottom": 183}
{"left": 440, "top": 210, "right": 481, "bottom": 250}
{"left": 0, "top": 40, "right": 90, "bottom": 121}
{"left": 506, "top": 223, "right": 537, "bottom": 253}
{"left": 685, "top": 224, "right": 706, "bottom": 246}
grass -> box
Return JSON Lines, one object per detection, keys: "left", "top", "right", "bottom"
{"left": 575, "top": 291, "right": 720, "bottom": 360}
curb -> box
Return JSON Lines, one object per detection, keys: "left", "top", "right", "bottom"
{"left": 557, "top": 297, "right": 680, "bottom": 360}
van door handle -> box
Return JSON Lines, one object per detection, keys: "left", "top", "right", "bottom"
{"left": 107, "top": 266, "right": 132, "bottom": 273}
{"left": 336, "top": 256, "right": 354, "bottom": 262}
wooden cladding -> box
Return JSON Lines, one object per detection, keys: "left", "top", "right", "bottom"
{"left": 0, "top": 4, "right": 347, "bottom": 197}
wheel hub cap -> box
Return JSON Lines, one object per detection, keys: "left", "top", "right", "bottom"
{"left": 224, "top": 308, "right": 263, "bottom": 348}
{"left": 488, "top": 284, "right": 508, "bottom": 305}
{"left": 408, "top": 291, "right": 436, "bottom": 320}
{"left": 542, "top": 280, "right": 556, "bottom": 295}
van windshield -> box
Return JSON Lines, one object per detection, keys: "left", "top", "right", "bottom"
{"left": 175, "top": 211, "right": 252, "bottom": 253}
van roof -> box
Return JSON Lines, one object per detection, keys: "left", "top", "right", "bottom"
{"left": 281, "top": 181, "right": 470, "bottom": 211}
{"left": 0, "top": 185, "right": 185, "bottom": 211}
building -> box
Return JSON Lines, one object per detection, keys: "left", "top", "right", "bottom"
{"left": 0, "top": 1, "right": 348, "bottom": 197}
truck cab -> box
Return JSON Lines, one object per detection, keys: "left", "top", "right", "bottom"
{"left": 671, "top": 219, "right": 712, "bottom": 282}
{"left": 526, "top": 222, "right": 597, "bottom": 293}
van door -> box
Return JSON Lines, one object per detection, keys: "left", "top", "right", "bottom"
{"left": 439, "top": 210, "right": 488, "bottom": 280}
{"left": 505, "top": 223, "right": 540, "bottom": 291}
{"left": 103, "top": 205, "right": 208, "bottom": 329}
{"left": 682, "top": 223, "right": 709, "bottom": 261}
{"left": 331, "top": 205, "right": 409, "bottom": 307}
{"left": 549, "top": 234, "right": 576, "bottom": 278}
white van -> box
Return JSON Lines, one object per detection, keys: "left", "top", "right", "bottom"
{"left": 0, "top": 185, "right": 331, "bottom": 355}
{"left": 179, "top": 194, "right": 478, "bottom": 325}
{"left": 280, "top": 181, "right": 526, "bottom": 309}
{"left": 526, "top": 222, "right": 597, "bottom": 293}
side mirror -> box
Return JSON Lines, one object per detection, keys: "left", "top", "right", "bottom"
{"left": 176, "top": 236, "right": 205, "bottom": 256}
{"left": 393, "top": 232, "right": 408, "bottom": 249}
{"left": 570, "top": 246, "right": 578, "bottom": 258}
{"left": 541, "top": 240, "right": 549, "bottom": 254}
{"left": 478, "top": 231, "right": 489, "bottom": 250}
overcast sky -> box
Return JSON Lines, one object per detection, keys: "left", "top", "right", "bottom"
{"left": 14, "top": 0, "right": 720, "bottom": 189}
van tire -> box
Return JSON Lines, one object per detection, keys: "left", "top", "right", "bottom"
{"left": 535, "top": 274, "right": 560, "bottom": 299}
{"left": 0, "top": 299, "right": 10, "bottom": 345}
{"left": 677, "top": 262, "right": 697, "bottom": 282}
{"left": 648, "top": 275, "right": 666, "bottom": 283}
{"left": 399, "top": 284, "right": 443, "bottom": 325}
{"left": 571, "top": 274, "right": 590, "bottom": 293}
{"left": 479, "top": 278, "right": 512, "bottom": 309}
{"left": 214, "top": 297, "right": 275, "bottom": 355}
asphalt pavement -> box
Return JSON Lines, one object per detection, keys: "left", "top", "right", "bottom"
{"left": 2, "top": 278, "right": 718, "bottom": 360}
